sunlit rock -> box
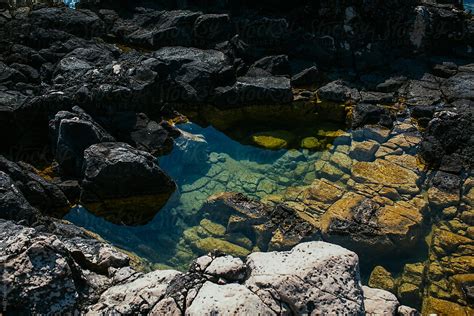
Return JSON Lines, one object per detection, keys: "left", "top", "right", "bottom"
{"left": 349, "top": 140, "right": 379, "bottom": 161}
{"left": 363, "top": 286, "right": 400, "bottom": 316}
{"left": 351, "top": 158, "right": 420, "bottom": 195}
{"left": 320, "top": 192, "right": 426, "bottom": 256}
{"left": 245, "top": 242, "right": 365, "bottom": 314}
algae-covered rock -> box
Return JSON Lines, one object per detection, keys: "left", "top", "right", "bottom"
{"left": 397, "top": 263, "right": 425, "bottom": 308}
{"left": 251, "top": 130, "right": 295, "bottom": 149}
{"left": 192, "top": 237, "right": 251, "bottom": 257}
{"left": 351, "top": 158, "right": 420, "bottom": 195}
{"left": 300, "top": 137, "right": 325, "bottom": 150}
{"left": 320, "top": 192, "right": 425, "bottom": 256}
{"left": 200, "top": 219, "right": 226, "bottom": 237}
{"left": 422, "top": 296, "right": 473, "bottom": 316}
{"left": 350, "top": 140, "right": 379, "bottom": 162}
{"left": 368, "top": 266, "right": 396, "bottom": 293}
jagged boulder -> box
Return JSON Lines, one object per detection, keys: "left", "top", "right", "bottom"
{"left": 49, "top": 106, "right": 115, "bottom": 177}
{"left": 0, "top": 171, "right": 40, "bottom": 224}
{"left": 0, "top": 155, "right": 69, "bottom": 215}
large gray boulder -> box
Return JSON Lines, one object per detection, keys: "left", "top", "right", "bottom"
{"left": 186, "top": 282, "right": 275, "bottom": 315}
{"left": 86, "top": 269, "right": 181, "bottom": 315}
{"left": 245, "top": 242, "right": 365, "bottom": 315}
{"left": 0, "top": 219, "right": 133, "bottom": 314}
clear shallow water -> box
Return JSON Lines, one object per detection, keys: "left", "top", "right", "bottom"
{"left": 466, "top": 0, "right": 474, "bottom": 11}
{"left": 66, "top": 122, "right": 338, "bottom": 269}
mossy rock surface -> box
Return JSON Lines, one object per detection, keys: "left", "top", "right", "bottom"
{"left": 251, "top": 130, "right": 295, "bottom": 150}
{"left": 200, "top": 219, "right": 226, "bottom": 237}
{"left": 192, "top": 237, "right": 251, "bottom": 257}
{"left": 301, "top": 137, "right": 325, "bottom": 150}
{"left": 368, "top": 266, "right": 396, "bottom": 293}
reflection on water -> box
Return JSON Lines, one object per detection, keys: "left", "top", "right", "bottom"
{"left": 65, "top": 122, "right": 343, "bottom": 269}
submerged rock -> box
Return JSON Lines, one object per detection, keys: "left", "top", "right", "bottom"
{"left": 251, "top": 130, "right": 295, "bottom": 150}
{"left": 80, "top": 142, "right": 176, "bottom": 225}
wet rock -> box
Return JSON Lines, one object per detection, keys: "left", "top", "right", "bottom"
{"left": 403, "top": 78, "right": 442, "bottom": 107}
{"left": 80, "top": 142, "right": 175, "bottom": 225}
{"left": 251, "top": 130, "right": 294, "bottom": 150}
{"left": 320, "top": 192, "right": 425, "bottom": 257}
{"left": 100, "top": 112, "right": 178, "bottom": 156}
{"left": 203, "top": 192, "right": 318, "bottom": 252}
{"left": 300, "top": 137, "right": 325, "bottom": 150}
{"left": 124, "top": 10, "right": 201, "bottom": 49}
{"left": 191, "top": 237, "right": 251, "bottom": 258}
{"left": 49, "top": 107, "right": 115, "bottom": 177}
{"left": 369, "top": 266, "right": 396, "bottom": 293}
{"left": 352, "top": 126, "right": 391, "bottom": 143}
{"left": 245, "top": 242, "right": 365, "bottom": 314}
{"left": 442, "top": 72, "right": 474, "bottom": 102}
{"left": 427, "top": 171, "right": 461, "bottom": 209}
{"left": 86, "top": 269, "right": 181, "bottom": 315}
{"left": 376, "top": 76, "right": 407, "bottom": 93}
{"left": 397, "top": 263, "right": 424, "bottom": 308}
{"left": 350, "top": 140, "right": 379, "bottom": 162}
{"left": 351, "top": 158, "right": 420, "bottom": 195}
{"left": 29, "top": 7, "right": 105, "bottom": 38}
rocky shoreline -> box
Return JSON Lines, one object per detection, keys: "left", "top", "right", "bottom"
{"left": 1, "top": 0, "right": 473, "bottom": 314}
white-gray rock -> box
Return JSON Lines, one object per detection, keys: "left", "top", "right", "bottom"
{"left": 87, "top": 269, "right": 181, "bottom": 315}
{"left": 397, "top": 305, "right": 420, "bottom": 316}
{"left": 186, "top": 281, "right": 275, "bottom": 316}
{"left": 245, "top": 241, "right": 365, "bottom": 315}
{"left": 363, "top": 286, "right": 400, "bottom": 316}
{"left": 204, "top": 255, "right": 246, "bottom": 281}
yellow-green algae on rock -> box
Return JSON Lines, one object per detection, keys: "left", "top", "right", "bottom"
{"left": 251, "top": 130, "right": 295, "bottom": 149}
